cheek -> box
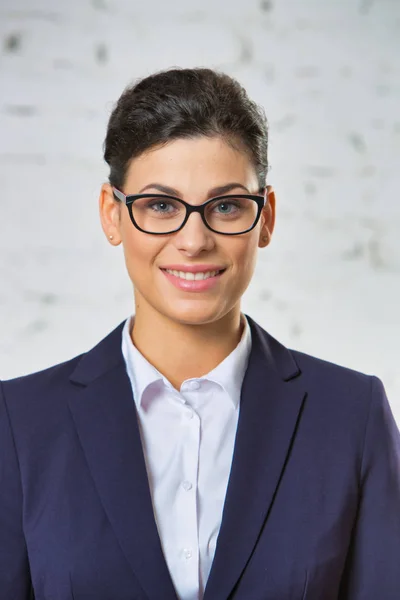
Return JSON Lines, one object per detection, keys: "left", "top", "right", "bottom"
{"left": 120, "top": 226, "right": 162, "bottom": 284}
{"left": 231, "top": 235, "right": 259, "bottom": 272}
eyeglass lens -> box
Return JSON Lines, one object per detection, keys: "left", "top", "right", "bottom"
{"left": 130, "top": 196, "right": 259, "bottom": 234}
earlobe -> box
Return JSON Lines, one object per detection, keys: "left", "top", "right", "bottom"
{"left": 259, "top": 232, "right": 271, "bottom": 248}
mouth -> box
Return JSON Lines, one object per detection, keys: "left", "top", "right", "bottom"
{"left": 160, "top": 268, "right": 226, "bottom": 281}
{"left": 159, "top": 267, "right": 227, "bottom": 292}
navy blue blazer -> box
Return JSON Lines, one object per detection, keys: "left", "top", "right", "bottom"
{"left": 1, "top": 316, "right": 399, "bottom": 600}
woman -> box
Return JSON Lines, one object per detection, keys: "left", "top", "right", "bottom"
{"left": 0, "top": 68, "right": 399, "bottom": 600}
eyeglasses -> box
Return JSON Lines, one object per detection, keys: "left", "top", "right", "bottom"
{"left": 112, "top": 187, "right": 267, "bottom": 235}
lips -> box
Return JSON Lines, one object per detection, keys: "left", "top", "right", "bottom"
{"left": 161, "top": 268, "right": 225, "bottom": 281}
{"left": 160, "top": 267, "right": 226, "bottom": 292}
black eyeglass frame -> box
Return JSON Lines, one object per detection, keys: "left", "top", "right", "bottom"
{"left": 112, "top": 187, "right": 268, "bottom": 236}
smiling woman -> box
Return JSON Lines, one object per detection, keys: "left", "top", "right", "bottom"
{"left": 99, "top": 134, "right": 274, "bottom": 349}
{"left": 0, "top": 67, "right": 399, "bottom": 600}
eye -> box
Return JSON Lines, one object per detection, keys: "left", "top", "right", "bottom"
{"left": 209, "top": 197, "right": 246, "bottom": 217}
{"left": 132, "top": 197, "right": 182, "bottom": 214}
{"left": 133, "top": 196, "right": 183, "bottom": 217}
{"left": 147, "top": 199, "right": 176, "bottom": 213}
{"left": 214, "top": 201, "right": 240, "bottom": 214}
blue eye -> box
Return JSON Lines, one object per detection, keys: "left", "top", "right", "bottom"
{"left": 215, "top": 202, "right": 239, "bottom": 214}
{"left": 133, "top": 197, "right": 184, "bottom": 219}
{"left": 148, "top": 201, "right": 174, "bottom": 213}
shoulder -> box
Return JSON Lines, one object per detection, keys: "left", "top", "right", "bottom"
{"left": 248, "top": 314, "right": 376, "bottom": 395}
{"left": 287, "top": 348, "right": 394, "bottom": 444}
{"left": 0, "top": 355, "right": 87, "bottom": 438}
{"left": 0, "top": 319, "right": 126, "bottom": 414}
{"left": 1, "top": 353, "right": 84, "bottom": 398}
{"left": 290, "top": 346, "right": 374, "bottom": 391}
{"left": 248, "top": 315, "right": 386, "bottom": 429}
{"left": 246, "top": 315, "right": 390, "bottom": 448}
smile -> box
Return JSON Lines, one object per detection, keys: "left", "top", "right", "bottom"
{"left": 162, "top": 269, "right": 224, "bottom": 281}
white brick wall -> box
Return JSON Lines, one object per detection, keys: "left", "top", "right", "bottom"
{"left": 1, "top": 0, "right": 399, "bottom": 422}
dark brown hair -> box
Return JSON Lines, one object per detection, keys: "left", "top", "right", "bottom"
{"left": 103, "top": 67, "right": 269, "bottom": 190}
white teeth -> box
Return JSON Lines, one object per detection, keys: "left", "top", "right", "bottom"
{"left": 165, "top": 269, "right": 220, "bottom": 280}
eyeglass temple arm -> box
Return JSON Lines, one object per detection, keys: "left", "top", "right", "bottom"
{"left": 112, "top": 187, "right": 127, "bottom": 204}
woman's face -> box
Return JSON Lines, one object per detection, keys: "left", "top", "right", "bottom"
{"left": 99, "top": 136, "right": 275, "bottom": 326}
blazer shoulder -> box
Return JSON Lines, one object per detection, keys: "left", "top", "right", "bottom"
{"left": 1, "top": 353, "right": 84, "bottom": 400}
{"left": 291, "top": 347, "right": 373, "bottom": 382}
{"left": 289, "top": 346, "right": 381, "bottom": 405}
{"left": 2, "top": 318, "right": 127, "bottom": 389}
{"left": 1, "top": 319, "right": 126, "bottom": 409}
{"left": 248, "top": 314, "right": 376, "bottom": 394}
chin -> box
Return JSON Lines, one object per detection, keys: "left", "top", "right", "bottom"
{"left": 163, "top": 302, "right": 225, "bottom": 327}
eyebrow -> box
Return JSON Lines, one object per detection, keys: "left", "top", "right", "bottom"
{"left": 137, "top": 182, "right": 251, "bottom": 197}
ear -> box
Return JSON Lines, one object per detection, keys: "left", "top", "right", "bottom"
{"left": 99, "top": 183, "right": 122, "bottom": 245}
{"left": 258, "top": 185, "right": 276, "bottom": 248}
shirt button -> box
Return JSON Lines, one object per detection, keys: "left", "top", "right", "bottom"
{"left": 185, "top": 409, "right": 194, "bottom": 419}
{"left": 183, "top": 548, "right": 192, "bottom": 559}
{"left": 186, "top": 380, "right": 200, "bottom": 391}
{"left": 182, "top": 480, "right": 192, "bottom": 491}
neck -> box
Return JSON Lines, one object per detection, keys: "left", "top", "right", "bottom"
{"left": 130, "top": 303, "right": 244, "bottom": 390}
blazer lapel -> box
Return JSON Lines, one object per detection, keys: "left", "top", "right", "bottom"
{"left": 204, "top": 316, "right": 307, "bottom": 600}
{"left": 67, "top": 323, "right": 177, "bottom": 600}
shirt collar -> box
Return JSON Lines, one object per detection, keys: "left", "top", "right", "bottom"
{"left": 121, "top": 318, "right": 166, "bottom": 408}
{"left": 121, "top": 314, "right": 252, "bottom": 410}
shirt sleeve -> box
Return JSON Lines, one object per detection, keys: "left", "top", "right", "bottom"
{"left": 0, "top": 381, "right": 32, "bottom": 598}
{"left": 339, "top": 376, "right": 400, "bottom": 599}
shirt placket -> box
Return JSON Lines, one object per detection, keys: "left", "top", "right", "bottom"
{"left": 176, "top": 396, "right": 201, "bottom": 600}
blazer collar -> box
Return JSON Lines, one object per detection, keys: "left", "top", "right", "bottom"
{"left": 68, "top": 315, "right": 305, "bottom": 600}
{"left": 246, "top": 314, "right": 301, "bottom": 380}
{"left": 69, "top": 320, "right": 126, "bottom": 386}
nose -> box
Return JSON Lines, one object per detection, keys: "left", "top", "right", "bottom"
{"left": 173, "top": 211, "right": 215, "bottom": 255}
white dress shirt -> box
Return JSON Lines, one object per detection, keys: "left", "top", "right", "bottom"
{"left": 121, "top": 314, "right": 252, "bottom": 600}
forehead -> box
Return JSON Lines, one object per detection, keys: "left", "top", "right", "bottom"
{"left": 125, "top": 136, "right": 258, "bottom": 192}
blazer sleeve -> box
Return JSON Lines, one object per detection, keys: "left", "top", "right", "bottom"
{"left": 339, "top": 376, "right": 400, "bottom": 599}
{"left": 0, "top": 381, "right": 32, "bottom": 598}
